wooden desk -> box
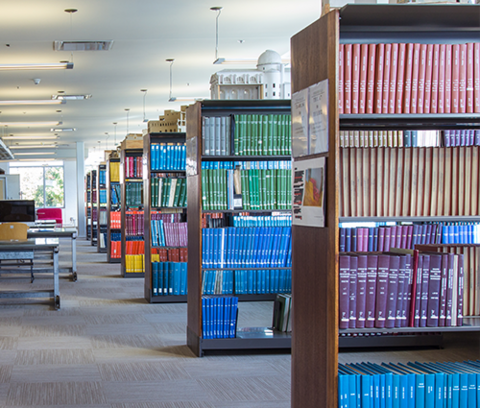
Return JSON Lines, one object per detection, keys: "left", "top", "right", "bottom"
{"left": 0, "top": 238, "right": 60, "bottom": 309}
{"left": 28, "top": 227, "right": 77, "bottom": 281}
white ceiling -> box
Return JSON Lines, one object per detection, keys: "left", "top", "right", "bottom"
{"left": 0, "top": 0, "right": 320, "bottom": 162}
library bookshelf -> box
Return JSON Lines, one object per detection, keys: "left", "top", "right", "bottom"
{"left": 290, "top": 4, "right": 480, "bottom": 407}
{"left": 120, "top": 145, "right": 144, "bottom": 278}
{"left": 85, "top": 171, "right": 92, "bottom": 241}
{"left": 186, "top": 100, "right": 293, "bottom": 357}
{"left": 143, "top": 132, "right": 188, "bottom": 303}
{"left": 89, "top": 169, "right": 97, "bottom": 246}
{"left": 106, "top": 154, "right": 121, "bottom": 263}
{"left": 97, "top": 163, "right": 107, "bottom": 253}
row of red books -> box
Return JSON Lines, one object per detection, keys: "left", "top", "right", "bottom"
{"left": 152, "top": 247, "right": 188, "bottom": 262}
{"left": 339, "top": 250, "right": 464, "bottom": 330}
{"left": 125, "top": 156, "right": 143, "bottom": 179}
{"left": 110, "top": 212, "right": 121, "bottom": 229}
{"left": 126, "top": 240, "right": 144, "bottom": 255}
{"left": 110, "top": 241, "right": 121, "bottom": 258}
{"left": 126, "top": 211, "right": 144, "bottom": 236}
{"left": 339, "top": 42, "right": 480, "bottom": 114}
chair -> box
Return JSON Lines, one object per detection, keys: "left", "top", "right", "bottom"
{"left": 0, "top": 223, "right": 34, "bottom": 282}
{"left": 36, "top": 208, "right": 63, "bottom": 225}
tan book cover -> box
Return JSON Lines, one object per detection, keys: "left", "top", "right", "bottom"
{"left": 470, "top": 146, "right": 479, "bottom": 216}
{"left": 416, "top": 148, "right": 425, "bottom": 217}
{"left": 394, "top": 148, "right": 404, "bottom": 217}
{"left": 340, "top": 148, "right": 350, "bottom": 217}
{"left": 388, "top": 148, "right": 397, "bottom": 217}
{"left": 350, "top": 148, "right": 357, "bottom": 217}
{"left": 383, "top": 148, "right": 390, "bottom": 217}
{"left": 436, "top": 148, "right": 445, "bottom": 216}
{"left": 362, "top": 148, "right": 369, "bottom": 217}
{"left": 451, "top": 147, "right": 459, "bottom": 216}
{"left": 410, "top": 148, "right": 419, "bottom": 217}
{"left": 430, "top": 148, "right": 439, "bottom": 217}
{"left": 464, "top": 147, "right": 472, "bottom": 216}
{"left": 457, "top": 147, "right": 466, "bottom": 216}
{"left": 402, "top": 147, "right": 412, "bottom": 216}
{"left": 356, "top": 148, "right": 364, "bottom": 217}
{"left": 369, "top": 148, "right": 377, "bottom": 217}
{"left": 422, "top": 147, "right": 432, "bottom": 217}
{"left": 443, "top": 147, "right": 452, "bottom": 216}
{"left": 376, "top": 148, "right": 384, "bottom": 217}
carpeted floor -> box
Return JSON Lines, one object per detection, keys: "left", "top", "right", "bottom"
{"left": 0, "top": 239, "right": 291, "bottom": 408}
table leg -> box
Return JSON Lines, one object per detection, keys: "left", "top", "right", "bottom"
{"left": 53, "top": 247, "right": 60, "bottom": 310}
{"left": 71, "top": 233, "right": 77, "bottom": 282}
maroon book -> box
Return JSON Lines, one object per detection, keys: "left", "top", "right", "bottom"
{"left": 457, "top": 254, "right": 464, "bottom": 326}
{"left": 426, "top": 254, "right": 442, "bottom": 327}
{"left": 356, "top": 255, "right": 368, "bottom": 328}
{"left": 406, "top": 225, "right": 414, "bottom": 250}
{"left": 339, "top": 255, "right": 351, "bottom": 329}
{"left": 378, "top": 228, "right": 386, "bottom": 252}
{"left": 384, "top": 228, "right": 391, "bottom": 252}
{"left": 365, "top": 255, "right": 378, "bottom": 329}
{"left": 419, "top": 254, "right": 430, "bottom": 328}
{"left": 438, "top": 253, "right": 449, "bottom": 327}
{"left": 403, "top": 253, "right": 413, "bottom": 327}
{"left": 389, "top": 226, "right": 397, "bottom": 250}
{"left": 445, "top": 253, "right": 454, "bottom": 327}
{"left": 385, "top": 255, "right": 400, "bottom": 328}
{"left": 348, "top": 256, "right": 358, "bottom": 328}
{"left": 414, "top": 255, "right": 424, "bottom": 327}
{"left": 395, "top": 226, "right": 402, "bottom": 249}
{"left": 395, "top": 255, "right": 407, "bottom": 328}
{"left": 374, "top": 254, "right": 390, "bottom": 328}
{"left": 357, "top": 228, "right": 364, "bottom": 252}
{"left": 400, "top": 226, "right": 408, "bottom": 249}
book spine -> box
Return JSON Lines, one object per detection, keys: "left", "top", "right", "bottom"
{"left": 452, "top": 44, "right": 461, "bottom": 114}
{"left": 416, "top": 43, "right": 427, "bottom": 114}
{"left": 474, "top": 43, "right": 480, "bottom": 113}
{"left": 388, "top": 43, "right": 398, "bottom": 114}
{"left": 344, "top": 44, "right": 352, "bottom": 114}
{"left": 395, "top": 43, "right": 406, "bottom": 114}
{"left": 423, "top": 44, "right": 434, "bottom": 114}
{"left": 466, "top": 43, "right": 474, "bottom": 113}
{"left": 403, "top": 43, "right": 414, "bottom": 114}
{"left": 374, "top": 43, "right": 385, "bottom": 114}
{"left": 359, "top": 44, "right": 368, "bottom": 114}
{"left": 410, "top": 43, "right": 421, "bottom": 114}
{"left": 366, "top": 43, "right": 376, "bottom": 114}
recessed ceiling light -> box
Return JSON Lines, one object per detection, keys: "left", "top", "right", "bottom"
{"left": 0, "top": 121, "right": 61, "bottom": 127}
{"left": 54, "top": 40, "right": 114, "bottom": 51}
{"left": 14, "top": 152, "right": 56, "bottom": 155}
{"left": 0, "top": 62, "right": 73, "bottom": 71}
{"left": 50, "top": 128, "right": 75, "bottom": 132}
{"left": 9, "top": 145, "right": 58, "bottom": 149}
{"left": 51, "top": 94, "right": 91, "bottom": 100}
{"left": 0, "top": 100, "right": 65, "bottom": 106}
{"left": 2, "top": 135, "right": 58, "bottom": 140}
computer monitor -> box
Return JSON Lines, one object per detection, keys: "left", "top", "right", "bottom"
{"left": 0, "top": 200, "right": 35, "bottom": 222}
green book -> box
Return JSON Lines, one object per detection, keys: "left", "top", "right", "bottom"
{"left": 247, "top": 169, "right": 255, "bottom": 210}
{"left": 221, "top": 169, "right": 228, "bottom": 210}
{"left": 203, "top": 169, "right": 209, "bottom": 210}
{"left": 163, "top": 178, "right": 171, "bottom": 207}
{"left": 172, "top": 178, "right": 181, "bottom": 207}
{"left": 240, "top": 170, "right": 247, "bottom": 210}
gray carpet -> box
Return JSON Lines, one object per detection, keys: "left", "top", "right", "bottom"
{"left": 0, "top": 239, "right": 291, "bottom": 407}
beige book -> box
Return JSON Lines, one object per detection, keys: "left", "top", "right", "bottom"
{"left": 369, "top": 148, "right": 377, "bottom": 217}
{"left": 422, "top": 147, "right": 432, "bottom": 217}
{"left": 443, "top": 147, "right": 452, "bottom": 216}
{"left": 471, "top": 146, "right": 479, "bottom": 216}
{"left": 429, "top": 148, "right": 439, "bottom": 216}
{"left": 395, "top": 148, "right": 404, "bottom": 217}
{"left": 349, "top": 148, "right": 357, "bottom": 217}
{"left": 402, "top": 148, "right": 412, "bottom": 216}
{"left": 410, "top": 148, "right": 419, "bottom": 217}
{"left": 416, "top": 148, "right": 425, "bottom": 217}
{"left": 362, "top": 148, "right": 369, "bottom": 217}
{"left": 458, "top": 147, "right": 466, "bottom": 216}
{"left": 356, "top": 148, "right": 364, "bottom": 217}
{"left": 341, "top": 148, "right": 350, "bottom": 217}
{"left": 436, "top": 148, "right": 445, "bottom": 216}
{"left": 388, "top": 148, "right": 396, "bottom": 217}
{"left": 451, "top": 147, "right": 459, "bottom": 216}
{"left": 376, "top": 148, "right": 384, "bottom": 217}
{"left": 464, "top": 147, "right": 472, "bottom": 216}
{"left": 383, "top": 148, "right": 390, "bottom": 217}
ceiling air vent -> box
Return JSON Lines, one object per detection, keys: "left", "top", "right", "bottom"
{"left": 54, "top": 40, "right": 114, "bottom": 51}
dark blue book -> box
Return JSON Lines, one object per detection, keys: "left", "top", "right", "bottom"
{"left": 345, "top": 228, "right": 352, "bottom": 252}
{"left": 368, "top": 227, "right": 375, "bottom": 252}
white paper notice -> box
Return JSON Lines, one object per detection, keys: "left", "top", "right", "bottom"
{"left": 308, "top": 79, "right": 329, "bottom": 154}
{"left": 291, "top": 88, "right": 309, "bottom": 158}
{"left": 292, "top": 157, "right": 326, "bottom": 227}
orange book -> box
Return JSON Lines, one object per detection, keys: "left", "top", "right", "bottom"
{"left": 410, "top": 43, "right": 421, "bottom": 114}
{"left": 475, "top": 43, "right": 480, "bottom": 113}
{"left": 395, "top": 43, "right": 406, "bottom": 114}
{"left": 359, "top": 44, "right": 368, "bottom": 114}
{"left": 466, "top": 43, "right": 474, "bottom": 114}
{"left": 403, "top": 43, "right": 414, "bottom": 114}
{"left": 438, "top": 44, "right": 446, "bottom": 114}
{"left": 351, "top": 44, "right": 360, "bottom": 114}
{"left": 366, "top": 44, "right": 376, "bottom": 114}
{"left": 382, "top": 43, "right": 392, "bottom": 114}
{"left": 451, "top": 44, "right": 461, "bottom": 114}
{"left": 339, "top": 44, "right": 344, "bottom": 114}
{"left": 416, "top": 44, "right": 427, "bottom": 114}
{"left": 374, "top": 43, "right": 385, "bottom": 114}
{"left": 430, "top": 44, "right": 440, "bottom": 114}
{"left": 344, "top": 44, "right": 352, "bottom": 114}
{"left": 459, "top": 43, "right": 467, "bottom": 114}
{"left": 423, "top": 44, "right": 434, "bottom": 114}
{"left": 388, "top": 43, "right": 398, "bottom": 114}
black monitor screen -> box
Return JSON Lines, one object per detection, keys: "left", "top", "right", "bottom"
{"left": 0, "top": 200, "right": 35, "bottom": 222}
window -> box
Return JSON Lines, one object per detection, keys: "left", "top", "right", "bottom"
{"left": 10, "top": 161, "right": 64, "bottom": 208}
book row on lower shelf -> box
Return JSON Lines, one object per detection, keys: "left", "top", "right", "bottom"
{"left": 340, "top": 129, "right": 480, "bottom": 149}
{"left": 202, "top": 296, "right": 239, "bottom": 339}
{"left": 202, "top": 227, "right": 292, "bottom": 269}
{"left": 201, "top": 268, "right": 292, "bottom": 295}
{"left": 110, "top": 183, "right": 120, "bottom": 205}
{"left": 201, "top": 161, "right": 292, "bottom": 211}
{"left": 110, "top": 212, "right": 121, "bottom": 229}
{"left": 340, "top": 146, "right": 480, "bottom": 218}
{"left": 339, "top": 360, "right": 480, "bottom": 408}
{"left": 151, "top": 261, "right": 187, "bottom": 296}
{"left": 125, "top": 211, "right": 144, "bottom": 236}
{"left": 340, "top": 222, "right": 480, "bottom": 253}
{"left": 125, "top": 254, "right": 144, "bottom": 273}
{"left": 202, "top": 114, "right": 292, "bottom": 157}
{"left": 272, "top": 294, "right": 292, "bottom": 333}
{"left": 150, "top": 176, "right": 187, "bottom": 208}
{"left": 152, "top": 247, "right": 188, "bottom": 262}
{"left": 110, "top": 240, "right": 121, "bottom": 259}
{"left": 125, "top": 156, "right": 143, "bottom": 178}
{"left": 151, "top": 220, "right": 187, "bottom": 248}
{"left": 125, "top": 182, "right": 143, "bottom": 207}
{"left": 339, "top": 251, "right": 464, "bottom": 330}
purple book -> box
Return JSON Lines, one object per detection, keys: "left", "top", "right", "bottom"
{"left": 406, "top": 225, "right": 414, "bottom": 249}
{"left": 438, "top": 253, "right": 449, "bottom": 327}
{"left": 443, "top": 130, "right": 451, "bottom": 147}
{"left": 419, "top": 255, "right": 431, "bottom": 327}
{"left": 455, "top": 129, "right": 461, "bottom": 146}
{"left": 475, "top": 130, "right": 480, "bottom": 146}
{"left": 357, "top": 228, "right": 364, "bottom": 252}
{"left": 445, "top": 253, "right": 454, "bottom": 327}
{"left": 356, "top": 255, "right": 368, "bottom": 328}
{"left": 384, "top": 228, "right": 391, "bottom": 252}
{"left": 365, "top": 255, "right": 378, "bottom": 329}
{"left": 339, "top": 255, "right": 351, "bottom": 330}
{"left": 390, "top": 226, "right": 397, "bottom": 250}
{"left": 395, "top": 255, "right": 407, "bottom": 328}
{"left": 429, "top": 224, "right": 437, "bottom": 244}
{"left": 470, "top": 130, "right": 475, "bottom": 146}
{"left": 460, "top": 129, "right": 465, "bottom": 146}
{"left": 362, "top": 228, "right": 369, "bottom": 253}
{"left": 395, "top": 226, "right": 402, "bottom": 249}
{"left": 351, "top": 228, "right": 357, "bottom": 252}
{"left": 414, "top": 255, "right": 424, "bottom": 327}
{"left": 374, "top": 254, "right": 390, "bottom": 328}
{"left": 339, "top": 228, "right": 346, "bottom": 252}
{"left": 457, "top": 254, "right": 464, "bottom": 326}
{"left": 403, "top": 254, "right": 413, "bottom": 327}
{"left": 426, "top": 254, "right": 442, "bottom": 327}
{"left": 385, "top": 255, "right": 400, "bottom": 328}
{"left": 425, "top": 224, "right": 432, "bottom": 244}
{"left": 348, "top": 256, "right": 358, "bottom": 329}
{"left": 378, "top": 228, "right": 385, "bottom": 252}
{"left": 400, "top": 226, "right": 408, "bottom": 249}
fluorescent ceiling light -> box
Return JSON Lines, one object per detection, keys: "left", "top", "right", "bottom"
{"left": 0, "top": 121, "right": 61, "bottom": 127}
{"left": 13, "top": 152, "right": 56, "bottom": 155}
{"left": 54, "top": 40, "right": 114, "bottom": 51}
{"left": 0, "top": 62, "right": 73, "bottom": 70}
{"left": 50, "top": 128, "right": 75, "bottom": 132}
{"left": 0, "top": 100, "right": 65, "bottom": 106}
{"left": 169, "top": 97, "right": 204, "bottom": 102}
{"left": 52, "top": 94, "right": 91, "bottom": 100}
{"left": 213, "top": 57, "right": 290, "bottom": 65}
{"left": 9, "top": 145, "right": 58, "bottom": 149}
{"left": 1, "top": 135, "right": 58, "bottom": 140}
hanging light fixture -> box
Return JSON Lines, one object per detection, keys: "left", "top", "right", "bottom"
{"left": 113, "top": 122, "right": 117, "bottom": 147}
{"left": 141, "top": 89, "right": 148, "bottom": 123}
{"left": 167, "top": 59, "right": 204, "bottom": 103}
{"left": 211, "top": 7, "right": 223, "bottom": 64}
{"left": 125, "top": 109, "right": 130, "bottom": 134}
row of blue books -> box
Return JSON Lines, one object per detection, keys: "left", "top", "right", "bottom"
{"left": 201, "top": 227, "right": 292, "bottom": 269}
{"left": 232, "top": 215, "right": 292, "bottom": 227}
{"left": 202, "top": 296, "right": 238, "bottom": 339}
{"left": 150, "top": 143, "right": 186, "bottom": 171}
{"left": 444, "top": 129, "right": 480, "bottom": 147}
{"left": 441, "top": 223, "right": 480, "bottom": 244}
{"left": 99, "top": 190, "right": 107, "bottom": 204}
{"left": 151, "top": 262, "right": 187, "bottom": 296}
{"left": 201, "top": 269, "right": 292, "bottom": 295}
{"left": 110, "top": 232, "right": 121, "bottom": 241}
{"left": 99, "top": 169, "right": 106, "bottom": 185}
{"left": 201, "top": 160, "right": 292, "bottom": 170}
{"left": 110, "top": 183, "right": 120, "bottom": 206}
{"left": 339, "top": 360, "right": 480, "bottom": 408}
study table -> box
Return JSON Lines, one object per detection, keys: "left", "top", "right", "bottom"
{"left": 27, "top": 227, "right": 78, "bottom": 281}
{"left": 0, "top": 238, "right": 61, "bottom": 309}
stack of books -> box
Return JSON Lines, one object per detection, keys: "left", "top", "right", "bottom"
{"left": 201, "top": 296, "right": 238, "bottom": 339}
{"left": 150, "top": 176, "right": 187, "bottom": 208}
{"left": 151, "top": 261, "right": 187, "bottom": 296}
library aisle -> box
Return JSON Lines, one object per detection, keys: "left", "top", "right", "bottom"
{"left": 0, "top": 240, "right": 290, "bottom": 408}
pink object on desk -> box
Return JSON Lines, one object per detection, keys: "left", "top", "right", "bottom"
{"left": 36, "top": 208, "right": 62, "bottom": 225}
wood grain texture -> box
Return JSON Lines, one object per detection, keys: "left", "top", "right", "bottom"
{"left": 143, "top": 133, "right": 153, "bottom": 300}
{"left": 291, "top": 10, "right": 340, "bottom": 408}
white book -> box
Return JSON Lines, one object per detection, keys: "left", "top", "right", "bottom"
{"left": 168, "top": 179, "right": 177, "bottom": 207}
{"left": 220, "top": 116, "right": 226, "bottom": 155}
